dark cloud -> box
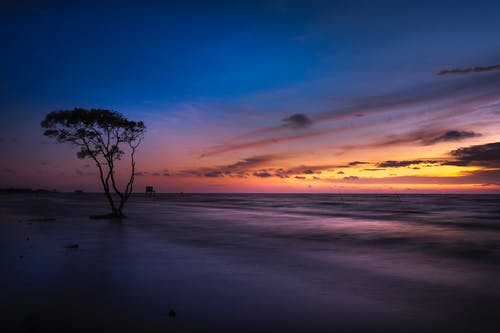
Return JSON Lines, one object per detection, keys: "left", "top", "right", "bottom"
{"left": 134, "top": 172, "right": 145, "bottom": 176}
{"left": 274, "top": 168, "right": 289, "bottom": 178}
{"left": 225, "top": 156, "right": 275, "bottom": 171}
{"left": 283, "top": 164, "right": 336, "bottom": 176}
{"left": 253, "top": 172, "right": 273, "bottom": 178}
{"left": 152, "top": 172, "right": 160, "bottom": 176}
{"left": 362, "top": 168, "right": 386, "bottom": 171}
{"left": 437, "top": 65, "right": 500, "bottom": 76}
{"left": 354, "top": 128, "right": 483, "bottom": 149}
{"left": 282, "top": 113, "right": 312, "bottom": 129}
{"left": 295, "top": 176, "right": 306, "bottom": 180}
{"left": 427, "top": 130, "right": 481, "bottom": 144}
{"left": 337, "top": 171, "right": 344, "bottom": 174}
{"left": 163, "top": 172, "right": 170, "bottom": 176}
{"left": 447, "top": 142, "right": 500, "bottom": 167}
{"left": 348, "top": 161, "right": 369, "bottom": 166}
{"left": 344, "top": 176, "right": 359, "bottom": 180}
{"left": 378, "top": 160, "right": 438, "bottom": 168}
{"left": 204, "top": 171, "right": 224, "bottom": 178}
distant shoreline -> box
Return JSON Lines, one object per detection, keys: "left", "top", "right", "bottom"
{"left": 0, "top": 188, "right": 58, "bottom": 194}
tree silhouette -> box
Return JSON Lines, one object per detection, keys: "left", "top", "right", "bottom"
{"left": 41, "top": 108, "right": 146, "bottom": 218}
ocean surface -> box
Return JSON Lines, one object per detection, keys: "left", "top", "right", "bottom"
{"left": 1, "top": 193, "right": 500, "bottom": 332}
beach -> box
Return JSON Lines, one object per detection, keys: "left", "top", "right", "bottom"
{"left": 1, "top": 193, "right": 500, "bottom": 332}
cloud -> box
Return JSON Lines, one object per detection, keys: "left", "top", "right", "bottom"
{"left": 152, "top": 172, "right": 160, "bottom": 176}
{"left": 224, "top": 156, "right": 276, "bottom": 171}
{"left": 282, "top": 113, "right": 312, "bottom": 129}
{"left": 344, "top": 176, "right": 359, "bottom": 180}
{"left": 275, "top": 164, "right": 336, "bottom": 177}
{"left": 179, "top": 157, "right": 340, "bottom": 181}
{"left": 344, "top": 128, "right": 484, "bottom": 152}
{"left": 163, "top": 171, "right": 170, "bottom": 176}
{"left": 337, "top": 171, "right": 344, "bottom": 174}
{"left": 437, "top": 65, "right": 500, "bottom": 76}
{"left": 348, "top": 161, "right": 369, "bottom": 166}
{"left": 202, "top": 70, "right": 500, "bottom": 157}
{"left": 204, "top": 171, "right": 224, "bottom": 178}
{"left": 295, "top": 176, "right": 306, "bottom": 180}
{"left": 378, "top": 160, "right": 438, "bottom": 168}
{"left": 200, "top": 131, "right": 326, "bottom": 156}
{"left": 134, "top": 172, "right": 145, "bottom": 176}
{"left": 253, "top": 171, "right": 273, "bottom": 178}
{"left": 447, "top": 142, "right": 500, "bottom": 167}
{"left": 181, "top": 155, "right": 278, "bottom": 178}
{"left": 427, "top": 130, "right": 481, "bottom": 144}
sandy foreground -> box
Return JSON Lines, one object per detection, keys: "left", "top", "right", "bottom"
{"left": 1, "top": 193, "right": 500, "bottom": 332}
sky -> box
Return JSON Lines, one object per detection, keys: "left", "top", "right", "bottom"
{"left": 1, "top": 0, "right": 500, "bottom": 193}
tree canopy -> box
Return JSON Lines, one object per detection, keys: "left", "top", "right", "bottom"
{"left": 41, "top": 108, "right": 146, "bottom": 218}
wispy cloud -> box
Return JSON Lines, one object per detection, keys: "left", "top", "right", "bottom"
{"left": 437, "top": 65, "right": 500, "bottom": 76}
{"left": 426, "top": 130, "right": 481, "bottom": 144}
{"left": 180, "top": 155, "right": 279, "bottom": 178}
{"left": 201, "top": 73, "right": 500, "bottom": 157}
{"left": 201, "top": 129, "right": 330, "bottom": 157}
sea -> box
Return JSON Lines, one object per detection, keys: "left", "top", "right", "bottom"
{"left": 1, "top": 193, "right": 499, "bottom": 332}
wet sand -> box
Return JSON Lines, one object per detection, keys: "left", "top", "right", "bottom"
{"left": 1, "top": 193, "right": 500, "bottom": 332}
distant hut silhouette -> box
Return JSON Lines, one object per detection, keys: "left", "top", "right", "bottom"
{"left": 145, "top": 186, "right": 155, "bottom": 196}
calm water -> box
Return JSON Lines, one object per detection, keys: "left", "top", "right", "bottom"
{"left": 1, "top": 193, "right": 500, "bottom": 332}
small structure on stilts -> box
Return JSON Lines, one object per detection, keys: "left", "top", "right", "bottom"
{"left": 145, "top": 186, "right": 155, "bottom": 196}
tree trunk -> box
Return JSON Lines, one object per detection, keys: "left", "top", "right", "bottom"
{"left": 103, "top": 189, "right": 121, "bottom": 218}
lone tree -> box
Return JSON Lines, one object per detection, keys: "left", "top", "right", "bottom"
{"left": 41, "top": 108, "right": 146, "bottom": 218}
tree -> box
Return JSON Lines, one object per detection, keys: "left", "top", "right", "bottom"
{"left": 41, "top": 108, "right": 146, "bottom": 218}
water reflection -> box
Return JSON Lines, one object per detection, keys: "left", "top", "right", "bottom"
{"left": 1, "top": 193, "right": 499, "bottom": 332}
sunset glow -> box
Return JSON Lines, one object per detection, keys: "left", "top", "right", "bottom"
{"left": 1, "top": 1, "right": 499, "bottom": 193}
